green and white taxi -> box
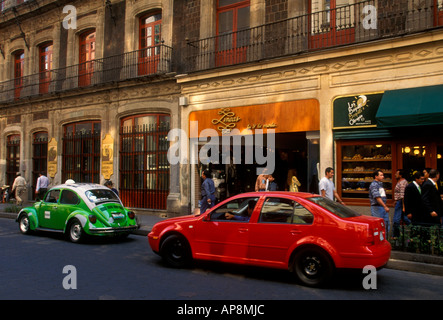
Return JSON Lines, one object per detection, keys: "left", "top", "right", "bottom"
{"left": 16, "top": 181, "right": 138, "bottom": 243}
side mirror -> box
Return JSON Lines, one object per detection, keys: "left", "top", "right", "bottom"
{"left": 202, "top": 214, "right": 210, "bottom": 222}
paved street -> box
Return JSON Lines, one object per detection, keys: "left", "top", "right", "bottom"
{"left": 1, "top": 217, "right": 443, "bottom": 303}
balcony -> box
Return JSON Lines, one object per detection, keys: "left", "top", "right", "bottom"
{"left": 0, "top": 44, "right": 172, "bottom": 104}
{"left": 184, "top": 0, "right": 443, "bottom": 73}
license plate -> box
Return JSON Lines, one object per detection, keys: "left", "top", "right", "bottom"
{"left": 112, "top": 213, "right": 125, "bottom": 220}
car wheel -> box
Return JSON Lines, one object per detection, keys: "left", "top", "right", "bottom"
{"left": 292, "top": 247, "right": 334, "bottom": 287}
{"left": 68, "top": 219, "right": 85, "bottom": 243}
{"left": 160, "top": 234, "right": 192, "bottom": 268}
{"left": 18, "top": 214, "right": 31, "bottom": 235}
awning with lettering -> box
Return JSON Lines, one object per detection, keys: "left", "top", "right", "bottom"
{"left": 189, "top": 99, "right": 320, "bottom": 137}
{"left": 376, "top": 85, "right": 443, "bottom": 128}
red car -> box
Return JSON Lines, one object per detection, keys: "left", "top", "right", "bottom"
{"left": 148, "top": 192, "right": 391, "bottom": 287}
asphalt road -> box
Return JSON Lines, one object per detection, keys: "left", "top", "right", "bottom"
{"left": 1, "top": 217, "right": 443, "bottom": 303}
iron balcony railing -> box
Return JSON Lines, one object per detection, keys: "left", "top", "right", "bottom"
{"left": 184, "top": 0, "right": 443, "bottom": 73}
{"left": 0, "top": 44, "right": 172, "bottom": 104}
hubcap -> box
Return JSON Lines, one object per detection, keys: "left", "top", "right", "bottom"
{"left": 20, "top": 216, "right": 29, "bottom": 232}
{"left": 70, "top": 223, "right": 81, "bottom": 241}
{"left": 303, "top": 256, "right": 321, "bottom": 276}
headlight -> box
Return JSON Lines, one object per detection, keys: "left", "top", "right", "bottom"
{"left": 88, "top": 215, "right": 97, "bottom": 224}
{"left": 127, "top": 211, "right": 135, "bottom": 220}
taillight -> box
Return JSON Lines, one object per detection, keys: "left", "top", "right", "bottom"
{"left": 88, "top": 215, "right": 97, "bottom": 224}
{"left": 127, "top": 211, "right": 135, "bottom": 220}
{"left": 365, "top": 226, "right": 375, "bottom": 246}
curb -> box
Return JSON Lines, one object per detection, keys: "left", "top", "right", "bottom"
{"left": 2, "top": 211, "right": 443, "bottom": 277}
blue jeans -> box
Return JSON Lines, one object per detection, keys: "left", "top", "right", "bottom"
{"left": 371, "top": 205, "right": 390, "bottom": 235}
{"left": 393, "top": 200, "right": 411, "bottom": 225}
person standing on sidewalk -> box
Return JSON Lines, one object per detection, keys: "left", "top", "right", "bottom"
{"left": 200, "top": 170, "right": 216, "bottom": 214}
{"left": 318, "top": 167, "right": 345, "bottom": 205}
{"left": 393, "top": 169, "right": 410, "bottom": 237}
{"left": 369, "top": 170, "right": 390, "bottom": 235}
{"left": 12, "top": 172, "right": 27, "bottom": 206}
{"left": 35, "top": 172, "right": 50, "bottom": 201}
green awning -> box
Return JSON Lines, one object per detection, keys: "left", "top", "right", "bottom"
{"left": 376, "top": 85, "right": 443, "bottom": 128}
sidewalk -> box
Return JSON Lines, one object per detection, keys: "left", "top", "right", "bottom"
{"left": 1, "top": 202, "right": 443, "bottom": 277}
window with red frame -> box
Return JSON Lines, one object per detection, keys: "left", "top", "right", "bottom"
{"left": 119, "top": 114, "right": 170, "bottom": 209}
{"left": 138, "top": 11, "right": 162, "bottom": 75}
{"left": 309, "top": 0, "right": 355, "bottom": 50}
{"left": 216, "top": 0, "right": 250, "bottom": 67}
{"left": 14, "top": 50, "right": 24, "bottom": 100}
{"left": 6, "top": 134, "right": 20, "bottom": 186}
{"left": 62, "top": 121, "right": 101, "bottom": 183}
{"left": 78, "top": 29, "right": 96, "bottom": 87}
{"left": 39, "top": 42, "right": 53, "bottom": 94}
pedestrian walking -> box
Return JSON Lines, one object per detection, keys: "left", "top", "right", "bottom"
{"left": 393, "top": 169, "right": 410, "bottom": 237}
{"left": 318, "top": 167, "right": 345, "bottom": 204}
{"left": 12, "top": 172, "right": 27, "bottom": 206}
{"left": 369, "top": 170, "right": 390, "bottom": 235}
{"left": 200, "top": 170, "right": 216, "bottom": 214}
{"left": 35, "top": 172, "right": 50, "bottom": 201}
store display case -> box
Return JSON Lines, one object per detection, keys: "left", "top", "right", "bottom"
{"left": 338, "top": 142, "right": 394, "bottom": 203}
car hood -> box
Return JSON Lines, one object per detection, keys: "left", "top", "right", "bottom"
{"left": 153, "top": 214, "right": 199, "bottom": 228}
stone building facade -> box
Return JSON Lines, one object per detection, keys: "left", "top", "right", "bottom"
{"left": 1, "top": 0, "right": 443, "bottom": 214}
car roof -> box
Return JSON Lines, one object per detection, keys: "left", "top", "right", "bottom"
{"left": 235, "top": 191, "right": 318, "bottom": 199}
{"left": 51, "top": 182, "right": 106, "bottom": 193}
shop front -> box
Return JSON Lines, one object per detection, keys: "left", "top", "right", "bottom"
{"left": 189, "top": 99, "right": 320, "bottom": 207}
{"left": 333, "top": 85, "right": 443, "bottom": 206}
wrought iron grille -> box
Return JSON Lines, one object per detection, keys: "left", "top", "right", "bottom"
{"left": 119, "top": 115, "right": 170, "bottom": 210}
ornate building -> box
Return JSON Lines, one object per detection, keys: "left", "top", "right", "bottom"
{"left": 1, "top": 0, "right": 443, "bottom": 214}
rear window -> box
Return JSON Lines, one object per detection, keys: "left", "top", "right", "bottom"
{"left": 307, "top": 196, "right": 361, "bottom": 218}
{"left": 85, "top": 189, "right": 120, "bottom": 204}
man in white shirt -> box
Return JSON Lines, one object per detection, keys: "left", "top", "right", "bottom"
{"left": 35, "top": 172, "right": 50, "bottom": 201}
{"left": 12, "top": 172, "right": 27, "bottom": 206}
{"left": 319, "top": 167, "right": 345, "bottom": 205}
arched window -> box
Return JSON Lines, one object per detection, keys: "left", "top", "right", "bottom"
{"left": 120, "top": 114, "right": 170, "bottom": 209}
{"left": 32, "top": 131, "right": 48, "bottom": 199}
{"left": 6, "top": 134, "right": 20, "bottom": 185}
{"left": 39, "top": 42, "right": 53, "bottom": 94}
{"left": 13, "top": 50, "right": 24, "bottom": 100}
{"left": 216, "top": 0, "right": 250, "bottom": 66}
{"left": 138, "top": 11, "right": 162, "bottom": 75}
{"left": 62, "top": 121, "right": 101, "bottom": 183}
{"left": 78, "top": 29, "right": 96, "bottom": 87}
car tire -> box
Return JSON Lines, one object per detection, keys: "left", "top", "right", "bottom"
{"left": 292, "top": 247, "right": 334, "bottom": 287}
{"left": 160, "top": 234, "right": 192, "bottom": 268}
{"left": 67, "top": 219, "right": 85, "bottom": 243}
{"left": 18, "top": 214, "right": 32, "bottom": 235}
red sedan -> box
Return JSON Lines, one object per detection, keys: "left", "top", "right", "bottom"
{"left": 148, "top": 192, "right": 391, "bottom": 287}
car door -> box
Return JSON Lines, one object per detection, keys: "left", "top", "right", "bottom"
{"left": 37, "top": 189, "right": 61, "bottom": 229}
{"left": 248, "top": 196, "right": 314, "bottom": 267}
{"left": 193, "top": 196, "right": 260, "bottom": 263}
{"left": 53, "top": 189, "right": 80, "bottom": 230}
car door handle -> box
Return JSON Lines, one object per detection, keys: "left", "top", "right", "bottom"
{"left": 290, "top": 229, "right": 301, "bottom": 235}
{"left": 53, "top": 206, "right": 57, "bottom": 210}
{"left": 238, "top": 228, "right": 248, "bottom": 233}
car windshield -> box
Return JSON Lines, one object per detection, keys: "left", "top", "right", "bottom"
{"left": 307, "top": 196, "right": 361, "bottom": 218}
{"left": 85, "top": 189, "right": 120, "bottom": 204}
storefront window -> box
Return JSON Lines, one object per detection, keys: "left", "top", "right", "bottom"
{"left": 341, "top": 143, "right": 392, "bottom": 200}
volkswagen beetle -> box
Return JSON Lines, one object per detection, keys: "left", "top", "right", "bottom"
{"left": 16, "top": 181, "right": 138, "bottom": 243}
